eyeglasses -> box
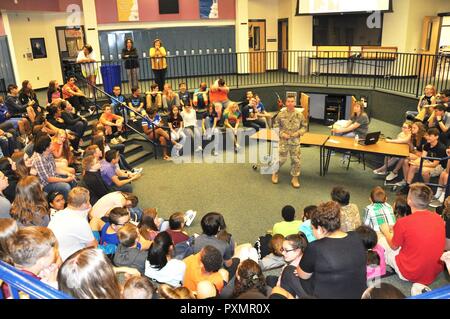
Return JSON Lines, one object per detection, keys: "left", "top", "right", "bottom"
{"left": 281, "top": 247, "right": 298, "bottom": 253}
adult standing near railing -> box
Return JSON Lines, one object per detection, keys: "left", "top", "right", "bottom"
{"left": 149, "top": 39, "right": 167, "bottom": 92}
{"left": 122, "top": 38, "right": 140, "bottom": 91}
{"left": 76, "top": 44, "right": 98, "bottom": 99}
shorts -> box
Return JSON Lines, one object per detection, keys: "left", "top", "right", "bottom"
{"left": 423, "top": 163, "right": 444, "bottom": 177}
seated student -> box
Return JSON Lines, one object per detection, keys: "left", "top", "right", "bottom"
{"left": 31, "top": 135, "right": 76, "bottom": 200}
{"left": 440, "top": 197, "right": 450, "bottom": 251}
{"left": 99, "top": 104, "right": 126, "bottom": 144}
{"left": 113, "top": 224, "right": 147, "bottom": 275}
{"left": 380, "top": 183, "right": 445, "bottom": 285}
{"left": 90, "top": 191, "right": 138, "bottom": 220}
{"left": 181, "top": 103, "right": 203, "bottom": 152}
{"left": 242, "top": 97, "right": 266, "bottom": 132}
{"left": 363, "top": 187, "right": 396, "bottom": 238}
{"left": 233, "top": 259, "right": 270, "bottom": 299}
{"left": 400, "top": 128, "right": 447, "bottom": 194}
{"left": 145, "top": 83, "right": 163, "bottom": 112}
{"left": 406, "top": 84, "right": 436, "bottom": 123}
{"left": 355, "top": 225, "right": 386, "bottom": 280}
{"left": 223, "top": 102, "right": 242, "bottom": 152}
{"left": 193, "top": 82, "right": 209, "bottom": 111}
{"left": 361, "top": 283, "right": 406, "bottom": 299}
{"left": 242, "top": 90, "right": 253, "bottom": 105}
{"left": 209, "top": 78, "right": 230, "bottom": 120}
{"left": 168, "top": 105, "right": 186, "bottom": 156}
{"left": 373, "top": 122, "right": 412, "bottom": 178}
{"left": 392, "top": 195, "right": 412, "bottom": 220}
{"left": 193, "top": 212, "right": 236, "bottom": 268}
{"left": 48, "top": 187, "right": 97, "bottom": 261}
{"left": 258, "top": 234, "right": 285, "bottom": 271}
{"left": 196, "top": 280, "right": 218, "bottom": 299}
{"left": 100, "top": 149, "right": 141, "bottom": 193}
{"left": 51, "top": 130, "right": 76, "bottom": 176}
{"left": 430, "top": 148, "right": 450, "bottom": 207}
{"left": 100, "top": 207, "right": 131, "bottom": 247}
{"left": 428, "top": 104, "right": 450, "bottom": 145}
{"left": 254, "top": 94, "right": 273, "bottom": 128}
{"left": 61, "top": 76, "right": 90, "bottom": 114}
{"left": 296, "top": 201, "right": 367, "bottom": 299}
{"left": 58, "top": 247, "right": 121, "bottom": 299}
{"left": 162, "top": 83, "right": 180, "bottom": 115}
{"left": 47, "top": 191, "right": 66, "bottom": 219}
{"left": 138, "top": 208, "right": 168, "bottom": 241}
{"left": 47, "top": 80, "right": 62, "bottom": 105}
{"left": 81, "top": 155, "right": 111, "bottom": 205}
{"left": 4, "top": 84, "right": 32, "bottom": 138}
{"left": 183, "top": 245, "right": 227, "bottom": 294}
{"left": 142, "top": 107, "right": 171, "bottom": 160}
{"left": 19, "top": 80, "right": 42, "bottom": 125}
{"left": 178, "top": 82, "right": 191, "bottom": 108}
{"left": 299, "top": 205, "right": 317, "bottom": 243}
{"left": 272, "top": 205, "right": 302, "bottom": 237}
{"left": 2, "top": 226, "right": 59, "bottom": 298}
{"left": 127, "top": 86, "right": 145, "bottom": 121}
{"left": 331, "top": 101, "right": 369, "bottom": 138}
{"left": 202, "top": 103, "right": 220, "bottom": 156}
{"left": 165, "top": 212, "right": 190, "bottom": 245}
{"left": 122, "top": 275, "right": 155, "bottom": 299}
{"left": 145, "top": 231, "right": 186, "bottom": 287}
{"left": 0, "top": 127, "right": 18, "bottom": 159}
{"left": 110, "top": 85, "right": 127, "bottom": 118}
{"left": 10, "top": 176, "right": 50, "bottom": 228}
{"left": 331, "top": 186, "right": 361, "bottom": 232}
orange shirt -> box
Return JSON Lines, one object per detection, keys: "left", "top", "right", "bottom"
{"left": 183, "top": 252, "right": 224, "bottom": 293}
{"left": 100, "top": 112, "right": 121, "bottom": 124}
{"left": 209, "top": 87, "right": 228, "bottom": 103}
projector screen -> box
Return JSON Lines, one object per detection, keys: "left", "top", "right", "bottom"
{"left": 297, "top": 0, "right": 391, "bottom": 15}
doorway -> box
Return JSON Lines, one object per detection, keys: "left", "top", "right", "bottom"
{"left": 418, "top": 16, "right": 442, "bottom": 78}
{"left": 278, "top": 19, "right": 288, "bottom": 70}
{"left": 248, "top": 19, "right": 266, "bottom": 73}
{"left": 55, "top": 26, "right": 86, "bottom": 82}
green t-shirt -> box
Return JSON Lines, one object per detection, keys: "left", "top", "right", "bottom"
{"left": 272, "top": 220, "right": 303, "bottom": 237}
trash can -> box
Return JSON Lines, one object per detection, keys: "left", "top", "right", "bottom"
{"left": 100, "top": 64, "right": 121, "bottom": 95}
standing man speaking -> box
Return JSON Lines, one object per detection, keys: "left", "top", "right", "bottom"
{"left": 272, "top": 95, "right": 307, "bottom": 188}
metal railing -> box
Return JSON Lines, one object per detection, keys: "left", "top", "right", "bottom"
{"left": 0, "top": 260, "right": 72, "bottom": 299}
{"left": 418, "top": 155, "right": 450, "bottom": 201}
{"left": 64, "top": 50, "right": 450, "bottom": 100}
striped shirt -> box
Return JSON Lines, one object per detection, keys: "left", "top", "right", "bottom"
{"left": 363, "top": 203, "right": 396, "bottom": 232}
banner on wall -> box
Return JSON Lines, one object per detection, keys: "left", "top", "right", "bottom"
{"left": 117, "top": 0, "right": 139, "bottom": 22}
{"left": 200, "top": 0, "right": 219, "bottom": 19}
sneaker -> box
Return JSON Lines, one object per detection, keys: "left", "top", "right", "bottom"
{"left": 235, "top": 144, "right": 241, "bottom": 152}
{"left": 184, "top": 210, "right": 197, "bottom": 227}
{"left": 213, "top": 151, "right": 219, "bottom": 156}
{"left": 385, "top": 171, "right": 398, "bottom": 181}
{"left": 117, "top": 135, "right": 126, "bottom": 143}
{"left": 434, "top": 188, "right": 443, "bottom": 199}
{"left": 88, "top": 106, "right": 96, "bottom": 115}
{"left": 195, "top": 146, "right": 203, "bottom": 152}
{"left": 110, "top": 138, "right": 120, "bottom": 145}
{"left": 411, "top": 283, "right": 432, "bottom": 296}
{"left": 429, "top": 199, "right": 443, "bottom": 208}
{"left": 373, "top": 169, "right": 387, "bottom": 175}
{"left": 394, "top": 180, "right": 407, "bottom": 187}
{"left": 132, "top": 167, "right": 143, "bottom": 174}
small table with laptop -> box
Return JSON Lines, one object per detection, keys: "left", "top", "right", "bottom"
{"left": 322, "top": 131, "right": 410, "bottom": 176}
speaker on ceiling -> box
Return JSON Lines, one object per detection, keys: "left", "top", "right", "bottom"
{"left": 159, "top": 0, "right": 179, "bottom": 14}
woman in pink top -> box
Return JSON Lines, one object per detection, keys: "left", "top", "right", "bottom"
{"left": 355, "top": 225, "right": 386, "bottom": 280}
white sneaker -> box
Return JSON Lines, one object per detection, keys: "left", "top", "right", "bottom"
{"left": 195, "top": 146, "right": 203, "bottom": 152}
{"left": 184, "top": 210, "right": 197, "bottom": 227}
{"left": 213, "top": 151, "right": 219, "bottom": 156}
{"left": 373, "top": 169, "right": 387, "bottom": 176}
{"left": 88, "top": 105, "right": 96, "bottom": 115}
{"left": 132, "top": 167, "right": 143, "bottom": 174}
{"left": 385, "top": 171, "right": 398, "bottom": 181}
{"left": 394, "top": 180, "right": 407, "bottom": 187}
{"left": 117, "top": 135, "right": 126, "bottom": 143}
{"left": 110, "top": 138, "right": 120, "bottom": 145}
{"left": 411, "top": 283, "right": 432, "bottom": 296}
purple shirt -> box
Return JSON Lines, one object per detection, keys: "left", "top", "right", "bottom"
{"left": 100, "top": 160, "right": 116, "bottom": 187}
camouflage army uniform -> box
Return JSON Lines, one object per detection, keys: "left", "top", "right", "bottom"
{"left": 273, "top": 108, "right": 307, "bottom": 177}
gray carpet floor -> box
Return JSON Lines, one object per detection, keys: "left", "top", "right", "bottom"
{"left": 129, "top": 119, "right": 448, "bottom": 297}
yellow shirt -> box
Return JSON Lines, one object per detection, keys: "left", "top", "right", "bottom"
{"left": 149, "top": 47, "right": 167, "bottom": 70}
{"left": 272, "top": 220, "right": 303, "bottom": 237}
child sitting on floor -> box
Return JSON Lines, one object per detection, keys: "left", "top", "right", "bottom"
{"left": 355, "top": 225, "right": 386, "bottom": 280}
{"left": 298, "top": 205, "right": 317, "bottom": 243}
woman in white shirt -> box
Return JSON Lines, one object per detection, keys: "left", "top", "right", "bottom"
{"left": 76, "top": 44, "right": 98, "bottom": 98}
{"left": 145, "top": 231, "right": 186, "bottom": 287}
{"left": 181, "top": 104, "right": 203, "bottom": 152}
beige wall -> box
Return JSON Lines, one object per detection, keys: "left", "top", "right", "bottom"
{"left": 5, "top": 11, "right": 84, "bottom": 89}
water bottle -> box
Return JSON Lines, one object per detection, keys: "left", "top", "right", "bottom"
{"left": 354, "top": 134, "right": 359, "bottom": 146}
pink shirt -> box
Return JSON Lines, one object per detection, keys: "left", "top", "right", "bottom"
{"left": 366, "top": 244, "right": 386, "bottom": 280}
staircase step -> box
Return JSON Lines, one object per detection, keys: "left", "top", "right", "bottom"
{"left": 126, "top": 150, "right": 153, "bottom": 166}
{"left": 124, "top": 144, "right": 143, "bottom": 156}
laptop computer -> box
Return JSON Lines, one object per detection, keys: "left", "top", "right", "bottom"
{"left": 358, "top": 131, "right": 381, "bottom": 146}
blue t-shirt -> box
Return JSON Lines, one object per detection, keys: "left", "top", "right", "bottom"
{"left": 257, "top": 102, "right": 265, "bottom": 113}
{"left": 142, "top": 114, "right": 162, "bottom": 129}
{"left": 110, "top": 95, "right": 126, "bottom": 114}
{"left": 299, "top": 219, "right": 317, "bottom": 243}
{"left": 100, "top": 160, "right": 116, "bottom": 187}
{"left": 0, "top": 104, "right": 9, "bottom": 123}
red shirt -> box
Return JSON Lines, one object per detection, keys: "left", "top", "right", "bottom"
{"left": 62, "top": 83, "right": 79, "bottom": 99}
{"left": 166, "top": 229, "right": 189, "bottom": 246}
{"left": 392, "top": 210, "right": 445, "bottom": 284}
{"left": 209, "top": 87, "right": 228, "bottom": 103}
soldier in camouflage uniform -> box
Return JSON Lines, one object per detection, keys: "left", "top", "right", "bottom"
{"left": 272, "top": 96, "right": 307, "bottom": 188}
